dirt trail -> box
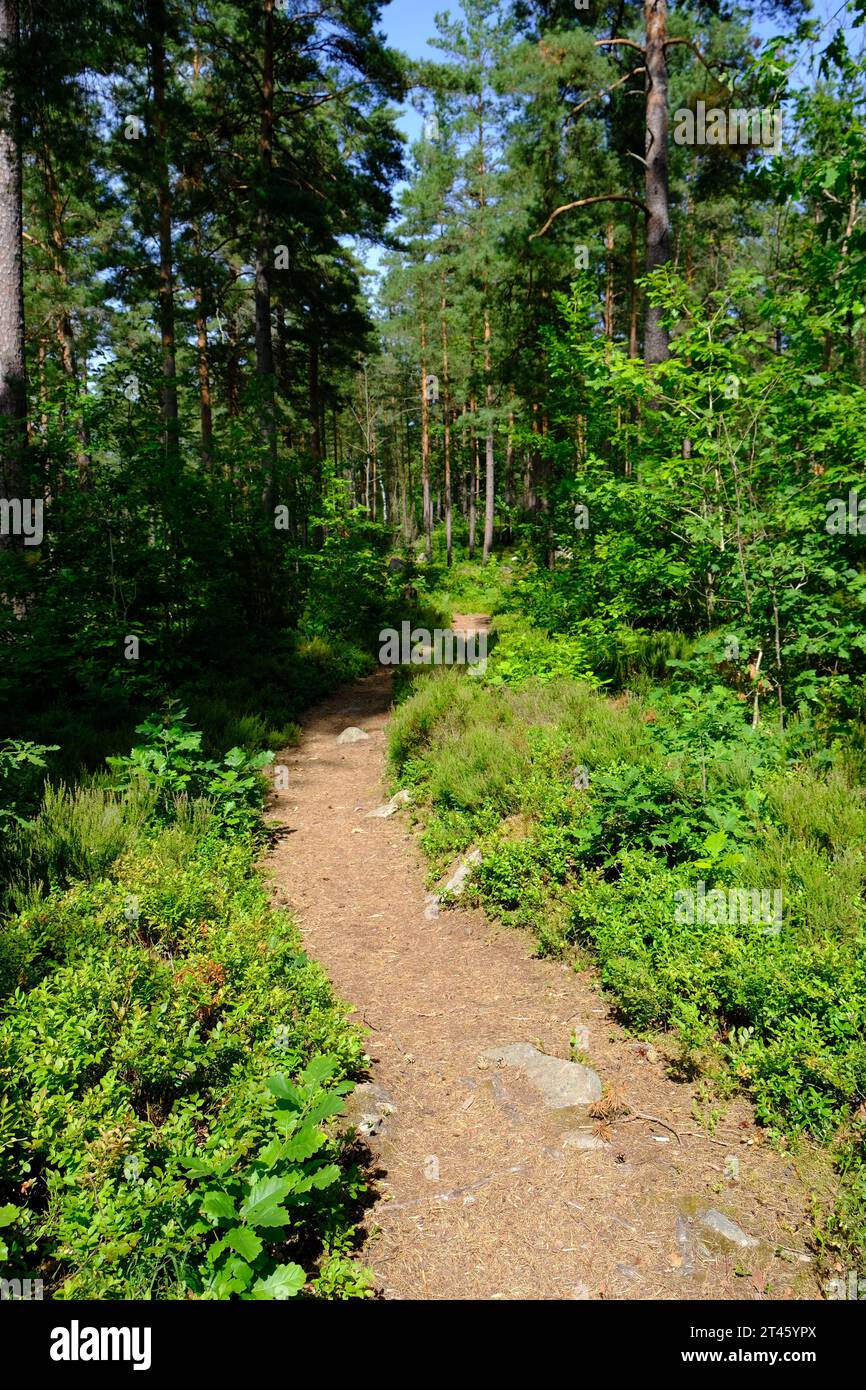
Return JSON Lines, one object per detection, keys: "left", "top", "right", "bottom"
{"left": 267, "top": 623, "right": 820, "bottom": 1301}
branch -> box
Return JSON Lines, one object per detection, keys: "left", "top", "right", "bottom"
{"left": 23, "top": 229, "right": 53, "bottom": 258}
{"left": 662, "top": 38, "right": 730, "bottom": 73}
{"left": 595, "top": 37, "right": 645, "bottom": 54}
{"left": 568, "top": 65, "right": 646, "bottom": 121}
{"left": 531, "top": 194, "right": 650, "bottom": 240}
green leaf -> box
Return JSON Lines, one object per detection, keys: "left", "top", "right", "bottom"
{"left": 301, "top": 1054, "right": 340, "bottom": 1088}
{"left": 281, "top": 1124, "right": 325, "bottom": 1163}
{"left": 250, "top": 1263, "right": 307, "bottom": 1300}
{"left": 240, "top": 1176, "right": 293, "bottom": 1228}
{"left": 201, "top": 1191, "right": 238, "bottom": 1225}
{"left": 265, "top": 1074, "right": 303, "bottom": 1106}
{"left": 703, "top": 830, "right": 727, "bottom": 857}
{"left": 224, "top": 1226, "right": 264, "bottom": 1261}
{"left": 0, "top": 1204, "right": 19, "bottom": 1228}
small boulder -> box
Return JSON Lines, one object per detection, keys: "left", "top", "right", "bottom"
{"left": 443, "top": 848, "right": 482, "bottom": 896}
{"left": 562, "top": 1129, "right": 610, "bottom": 1152}
{"left": 345, "top": 1081, "right": 395, "bottom": 1139}
{"left": 699, "top": 1208, "right": 759, "bottom": 1249}
{"left": 366, "top": 789, "right": 412, "bottom": 819}
{"left": 482, "top": 1042, "right": 602, "bottom": 1108}
{"left": 337, "top": 726, "right": 370, "bottom": 745}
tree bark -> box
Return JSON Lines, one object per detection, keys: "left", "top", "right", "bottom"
{"left": 193, "top": 223, "right": 213, "bottom": 466}
{"left": 148, "top": 0, "right": 179, "bottom": 453}
{"left": 469, "top": 397, "right": 478, "bottom": 559}
{"left": 255, "top": 0, "right": 277, "bottom": 512}
{"left": 440, "top": 291, "right": 452, "bottom": 567}
{"left": 0, "top": 0, "right": 27, "bottom": 511}
{"left": 482, "top": 309, "right": 495, "bottom": 563}
{"left": 420, "top": 317, "right": 432, "bottom": 560}
{"left": 644, "top": 0, "right": 671, "bottom": 365}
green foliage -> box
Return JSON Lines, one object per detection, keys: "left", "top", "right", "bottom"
{"left": 182, "top": 1058, "right": 355, "bottom": 1300}
{"left": 0, "top": 812, "right": 370, "bottom": 1299}
{"left": 107, "top": 708, "right": 273, "bottom": 833}
{"left": 392, "top": 628, "right": 866, "bottom": 1263}
{"left": 0, "top": 741, "right": 59, "bottom": 832}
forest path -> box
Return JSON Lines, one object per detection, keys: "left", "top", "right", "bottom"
{"left": 266, "top": 627, "right": 819, "bottom": 1302}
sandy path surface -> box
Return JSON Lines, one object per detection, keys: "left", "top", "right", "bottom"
{"left": 266, "top": 646, "right": 820, "bottom": 1301}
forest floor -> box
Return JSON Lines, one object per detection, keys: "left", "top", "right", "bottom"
{"left": 265, "top": 617, "right": 824, "bottom": 1302}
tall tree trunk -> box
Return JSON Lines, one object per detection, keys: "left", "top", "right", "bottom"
{"left": 149, "top": 0, "right": 179, "bottom": 453}
{"left": 309, "top": 340, "right": 323, "bottom": 535}
{"left": 440, "top": 291, "right": 452, "bottom": 567}
{"left": 420, "top": 317, "right": 432, "bottom": 560}
{"left": 482, "top": 309, "right": 495, "bottom": 563}
{"left": 644, "top": 0, "right": 671, "bottom": 365}
{"left": 193, "top": 223, "right": 213, "bottom": 466}
{"left": 255, "top": 0, "right": 276, "bottom": 513}
{"left": 0, "top": 0, "right": 27, "bottom": 516}
{"left": 628, "top": 213, "right": 639, "bottom": 358}
{"left": 604, "top": 221, "right": 615, "bottom": 340}
{"left": 469, "top": 396, "right": 478, "bottom": 559}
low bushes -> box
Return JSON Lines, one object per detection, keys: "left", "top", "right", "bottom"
{"left": 390, "top": 655, "right": 866, "bottom": 1265}
{"left": 0, "top": 712, "right": 371, "bottom": 1300}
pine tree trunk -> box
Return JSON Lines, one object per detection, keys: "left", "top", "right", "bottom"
{"left": 628, "top": 214, "right": 639, "bottom": 359}
{"left": 149, "top": 0, "right": 179, "bottom": 453}
{"left": 604, "top": 222, "right": 615, "bottom": 340}
{"left": 0, "top": 0, "right": 27, "bottom": 514}
{"left": 468, "top": 394, "right": 478, "bottom": 559}
{"left": 420, "top": 317, "right": 432, "bottom": 560}
{"left": 440, "top": 291, "right": 452, "bottom": 567}
{"left": 193, "top": 223, "right": 213, "bottom": 466}
{"left": 255, "top": 0, "right": 277, "bottom": 513}
{"left": 644, "top": 0, "right": 671, "bottom": 365}
{"left": 482, "top": 309, "right": 495, "bottom": 563}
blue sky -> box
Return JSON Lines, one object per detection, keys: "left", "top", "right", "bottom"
{"left": 361, "top": 0, "right": 860, "bottom": 275}
{"left": 377, "top": 0, "right": 860, "bottom": 122}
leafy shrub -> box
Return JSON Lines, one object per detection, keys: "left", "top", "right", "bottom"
{"left": 107, "top": 708, "right": 272, "bottom": 832}
{"left": 0, "top": 740, "right": 59, "bottom": 832}
{"left": 0, "top": 825, "right": 369, "bottom": 1299}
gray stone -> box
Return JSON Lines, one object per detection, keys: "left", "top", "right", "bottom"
{"left": 337, "top": 726, "right": 370, "bottom": 745}
{"left": 387, "top": 557, "right": 406, "bottom": 573}
{"left": 423, "top": 894, "right": 441, "bottom": 921}
{"left": 482, "top": 1042, "right": 602, "bottom": 1108}
{"left": 442, "top": 848, "right": 482, "bottom": 896}
{"left": 699, "top": 1208, "right": 759, "bottom": 1249}
{"left": 346, "top": 1082, "right": 395, "bottom": 1138}
{"left": 366, "top": 789, "right": 412, "bottom": 819}
{"left": 562, "top": 1129, "right": 610, "bottom": 1152}
{"left": 675, "top": 1215, "right": 696, "bottom": 1275}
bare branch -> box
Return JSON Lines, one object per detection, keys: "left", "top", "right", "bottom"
{"left": 531, "top": 194, "right": 650, "bottom": 241}
{"left": 662, "top": 38, "right": 731, "bottom": 73}
{"left": 568, "top": 66, "right": 646, "bottom": 122}
{"left": 595, "top": 38, "right": 645, "bottom": 54}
